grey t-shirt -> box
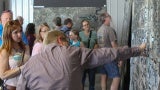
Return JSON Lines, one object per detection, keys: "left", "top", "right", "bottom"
{"left": 97, "top": 24, "right": 117, "bottom": 48}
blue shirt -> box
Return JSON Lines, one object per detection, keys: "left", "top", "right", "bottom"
{"left": 69, "top": 40, "right": 80, "bottom": 47}
{"left": 0, "top": 24, "right": 28, "bottom": 46}
{"left": 0, "top": 24, "right": 3, "bottom": 46}
{"left": 22, "top": 32, "right": 29, "bottom": 45}
{"left": 61, "top": 25, "right": 70, "bottom": 37}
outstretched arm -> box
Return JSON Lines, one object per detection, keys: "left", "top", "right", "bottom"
{"left": 86, "top": 43, "right": 146, "bottom": 69}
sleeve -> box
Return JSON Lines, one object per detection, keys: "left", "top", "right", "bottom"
{"left": 22, "top": 32, "right": 29, "bottom": 45}
{"left": 84, "top": 46, "right": 141, "bottom": 69}
{"left": 31, "top": 43, "right": 42, "bottom": 56}
{"left": 108, "top": 27, "right": 117, "bottom": 42}
{"left": 17, "top": 74, "right": 28, "bottom": 90}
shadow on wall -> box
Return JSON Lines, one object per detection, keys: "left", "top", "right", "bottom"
{"left": 34, "top": 7, "right": 106, "bottom": 31}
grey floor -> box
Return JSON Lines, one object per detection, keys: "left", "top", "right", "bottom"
{"left": 84, "top": 74, "right": 112, "bottom": 90}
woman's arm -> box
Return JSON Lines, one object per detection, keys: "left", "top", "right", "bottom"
{"left": 23, "top": 45, "right": 30, "bottom": 64}
{"left": 0, "top": 49, "right": 21, "bottom": 80}
{"left": 80, "top": 42, "right": 85, "bottom": 48}
{"left": 94, "top": 44, "right": 99, "bottom": 49}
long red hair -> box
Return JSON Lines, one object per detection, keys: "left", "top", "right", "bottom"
{"left": 0, "top": 20, "right": 25, "bottom": 54}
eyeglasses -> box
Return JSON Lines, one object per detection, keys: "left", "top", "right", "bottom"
{"left": 40, "top": 30, "right": 49, "bottom": 33}
{"left": 83, "top": 24, "right": 89, "bottom": 27}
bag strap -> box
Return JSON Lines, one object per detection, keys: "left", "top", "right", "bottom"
{"left": 21, "top": 50, "right": 25, "bottom": 65}
{"left": 87, "top": 31, "right": 92, "bottom": 48}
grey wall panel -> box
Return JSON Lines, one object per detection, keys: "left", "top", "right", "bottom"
{"left": 33, "top": 7, "right": 106, "bottom": 31}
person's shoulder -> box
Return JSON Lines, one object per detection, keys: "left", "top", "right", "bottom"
{"left": 98, "top": 24, "right": 106, "bottom": 30}
{"left": 91, "top": 30, "right": 96, "bottom": 33}
{"left": 0, "top": 49, "right": 9, "bottom": 59}
{"left": 79, "top": 31, "right": 84, "bottom": 36}
{"left": 34, "top": 42, "right": 43, "bottom": 46}
{"left": 91, "top": 30, "right": 97, "bottom": 35}
{"left": 108, "top": 26, "right": 115, "bottom": 31}
{"left": 79, "top": 31, "right": 83, "bottom": 33}
{"left": 0, "top": 49, "right": 8, "bottom": 55}
{"left": 61, "top": 25, "right": 67, "bottom": 31}
{"left": 108, "top": 27, "right": 116, "bottom": 34}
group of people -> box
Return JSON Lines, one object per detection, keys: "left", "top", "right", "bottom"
{"left": 0, "top": 9, "right": 146, "bottom": 90}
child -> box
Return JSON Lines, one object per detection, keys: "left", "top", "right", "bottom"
{"left": 69, "top": 29, "right": 84, "bottom": 47}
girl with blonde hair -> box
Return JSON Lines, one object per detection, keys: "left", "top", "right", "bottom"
{"left": 31, "top": 22, "right": 50, "bottom": 56}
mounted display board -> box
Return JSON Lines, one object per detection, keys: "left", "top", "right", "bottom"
{"left": 34, "top": 0, "right": 106, "bottom": 7}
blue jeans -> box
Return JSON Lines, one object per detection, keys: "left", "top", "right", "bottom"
{"left": 82, "top": 68, "right": 96, "bottom": 90}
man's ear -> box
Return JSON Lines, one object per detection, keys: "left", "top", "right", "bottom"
{"left": 57, "top": 36, "right": 62, "bottom": 44}
{"left": 57, "top": 36, "right": 63, "bottom": 45}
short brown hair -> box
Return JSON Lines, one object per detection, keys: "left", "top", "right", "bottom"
{"left": 43, "top": 30, "right": 66, "bottom": 45}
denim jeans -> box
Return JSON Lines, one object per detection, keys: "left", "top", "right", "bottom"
{"left": 82, "top": 68, "right": 96, "bottom": 90}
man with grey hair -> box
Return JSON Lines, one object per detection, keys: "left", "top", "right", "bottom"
{"left": 97, "top": 12, "right": 121, "bottom": 90}
{"left": 16, "top": 16, "right": 24, "bottom": 25}
{"left": 0, "top": 10, "right": 13, "bottom": 46}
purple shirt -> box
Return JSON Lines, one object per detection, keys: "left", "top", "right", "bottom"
{"left": 17, "top": 43, "right": 141, "bottom": 90}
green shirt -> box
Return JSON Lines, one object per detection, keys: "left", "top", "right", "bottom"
{"left": 79, "top": 30, "right": 97, "bottom": 49}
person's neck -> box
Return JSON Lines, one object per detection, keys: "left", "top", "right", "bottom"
{"left": 84, "top": 30, "right": 90, "bottom": 36}
{"left": 12, "top": 42, "right": 20, "bottom": 50}
{"left": 104, "top": 23, "right": 110, "bottom": 26}
{"left": 72, "top": 39, "right": 78, "bottom": 42}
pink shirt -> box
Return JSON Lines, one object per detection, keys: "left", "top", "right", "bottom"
{"left": 31, "top": 42, "right": 43, "bottom": 56}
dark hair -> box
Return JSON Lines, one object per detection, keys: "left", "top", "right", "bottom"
{"left": 80, "top": 19, "right": 90, "bottom": 28}
{"left": 64, "top": 18, "right": 72, "bottom": 25}
{"left": 25, "top": 23, "right": 35, "bottom": 36}
{"left": 53, "top": 17, "right": 62, "bottom": 26}
{"left": 70, "top": 29, "right": 80, "bottom": 40}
